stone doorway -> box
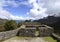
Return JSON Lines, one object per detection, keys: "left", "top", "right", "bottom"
{"left": 35, "top": 27, "right": 40, "bottom": 37}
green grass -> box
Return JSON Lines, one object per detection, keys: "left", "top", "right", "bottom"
{"left": 35, "top": 31, "right": 39, "bottom": 36}
{"left": 2, "top": 36, "right": 36, "bottom": 42}
{"left": 13, "top": 36, "right": 35, "bottom": 40}
{"left": 2, "top": 36, "right": 57, "bottom": 42}
{"left": 41, "top": 36, "right": 57, "bottom": 42}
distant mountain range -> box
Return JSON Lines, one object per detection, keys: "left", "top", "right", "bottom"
{"left": 0, "top": 18, "right": 25, "bottom": 25}
{"left": 0, "top": 18, "right": 8, "bottom": 25}
{"left": 33, "top": 16, "right": 60, "bottom": 26}
{"left": 33, "top": 16, "right": 60, "bottom": 33}
{"left": 0, "top": 16, "right": 60, "bottom": 33}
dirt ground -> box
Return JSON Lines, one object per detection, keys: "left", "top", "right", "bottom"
{"left": 3, "top": 37, "right": 48, "bottom": 42}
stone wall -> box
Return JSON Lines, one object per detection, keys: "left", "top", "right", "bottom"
{"left": 18, "top": 27, "right": 53, "bottom": 37}
{"left": 17, "top": 28, "right": 36, "bottom": 37}
{"left": 52, "top": 33, "right": 60, "bottom": 42}
{"left": 0, "top": 27, "right": 53, "bottom": 41}
{"left": 0, "top": 28, "right": 19, "bottom": 41}
{"left": 39, "top": 27, "right": 53, "bottom": 37}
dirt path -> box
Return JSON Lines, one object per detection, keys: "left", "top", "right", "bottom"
{"left": 3, "top": 37, "right": 48, "bottom": 42}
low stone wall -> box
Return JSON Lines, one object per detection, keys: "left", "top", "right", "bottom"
{"left": 0, "top": 28, "right": 19, "bottom": 41}
{"left": 52, "top": 33, "right": 60, "bottom": 42}
{"left": 0, "top": 27, "right": 53, "bottom": 41}
{"left": 17, "top": 28, "right": 36, "bottom": 37}
{"left": 39, "top": 28, "right": 53, "bottom": 37}
{"left": 18, "top": 27, "right": 53, "bottom": 37}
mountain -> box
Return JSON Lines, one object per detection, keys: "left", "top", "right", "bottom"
{"left": 33, "top": 16, "right": 60, "bottom": 33}
{"left": 0, "top": 18, "right": 8, "bottom": 31}
{"left": 33, "top": 16, "right": 60, "bottom": 26}
{"left": 15, "top": 20, "right": 25, "bottom": 23}
{"left": 0, "top": 18, "right": 8, "bottom": 25}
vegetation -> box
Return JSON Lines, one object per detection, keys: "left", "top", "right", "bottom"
{"left": 33, "top": 16, "right": 60, "bottom": 34}
{"left": 53, "top": 19, "right": 60, "bottom": 33}
{"left": 2, "top": 36, "right": 56, "bottom": 42}
{"left": 42, "top": 36, "right": 57, "bottom": 42}
{"left": 4, "top": 20, "right": 17, "bottom": 31}
{"left": 0, "top": 18, "right": 7, "bottom": 25}
{"left": 25, "top": 19, "right": 31, "bottom": 22}
{"left": 0, "top": 25, "right": 5, "bottom": 32}
{"left": 17, "top": 22, "right": 22, "bottom": 27}
{"left": 0, "top": 18, "right": 7, "bottom": 31}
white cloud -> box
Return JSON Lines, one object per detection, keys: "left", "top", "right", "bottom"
{"left": 6, "top": 0, "right": 19, "bottom": 7}
{"left": 0, "top": 6, "right": 32, "bottom": 20}
{"left": 27, "top": 0, "right": 48, "bottom": 19}
{"left": 10, "top": 15, "right": 36, "bottom": 20}
{"left": 39, "top": 0, "right": 60, "bottom": 16}
{"left": 0, "top": 0, "right": 29, "bottom": 20}
{"left": 0, "top": 7, "right": 32, "bottom": 20}
{"left": 27, "top": 0, "right": 60, "bottom": 19}
{"left": 0, "top": 0, "right": 60, "bottom": 20}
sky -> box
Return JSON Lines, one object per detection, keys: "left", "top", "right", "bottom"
{"left": 0, "top": 0, "right": 60, "bottom": 20}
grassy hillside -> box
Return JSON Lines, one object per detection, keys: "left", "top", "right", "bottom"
{"left": 33, "top": 16, "right": 60, "bottom": 34}
{"left": 0, "top": 18, "right": 7, "bottom": 31}
{"left": 0, "top": 18, "right": 7, "bottom": 25}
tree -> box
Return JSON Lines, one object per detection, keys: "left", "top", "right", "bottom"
{"left": 53, "top": 19, "right": 60, "bottom": 33}
{"left": 4, "top": 20, "right": 17, "bottom": 31}
{"left": 25, "top": 19, "right": 31, "bottom": 22}
{"left": 17, "top": 22, "right": 22, "bottom": 27}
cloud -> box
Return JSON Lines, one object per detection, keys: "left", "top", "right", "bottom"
{"left": 0, "top": 0, "right": 60, "bottom": 20}
{"left": 27, "top": 0, "right": 60, "bottom": 19}
{"left": 0, "top": 7, "right": 33, "bottom": 20}
{"left": 39, "top": 0, "right": 60, "bottom": 16}
{"left": 0, "top": 0, "right": 17, "bottom": 19}
{"left": 0, "top": 0, "right": 34, "bottom": 20}
{"left": 10, "top": 15, "right": 35, "bottom": 20}
{"left": 0, "top": 0, "right": 36, "bottom": 20}
{"left": 5, "top": 0, "right": 19, "bottom": 7}
{"left": 27, "top": 0, "right": 48, "bottom": 19}
{"left": 0, "top": 6, "right": 33, "bottom": 20}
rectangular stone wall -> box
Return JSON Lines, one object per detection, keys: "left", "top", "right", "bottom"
{"left": 18, "top": 28, "right": 53, "bottom": 37}
{"left": 0, "top": 29, "right": 19, "bottom": 41}
{"left": 39, "top": 28, "right": 53, "bottom": 37}
{"left": 52, "top": 33, "right": 60, "bottom": 42}
{"left": 18, "top": 29, "right": 36, "bottom": 37}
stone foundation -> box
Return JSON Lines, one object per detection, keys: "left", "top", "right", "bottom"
{"left": 0, "top": 29, "right": 19, "bottom": 41}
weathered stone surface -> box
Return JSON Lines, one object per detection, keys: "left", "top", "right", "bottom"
{"left": 0, "top": 24, "right": 53, "bottom": 41}
{"left": 18, "top": 28, "right": 36, "bottom": 37}
{"left": 0, "top": 29, "right": 19, "bottom": 41}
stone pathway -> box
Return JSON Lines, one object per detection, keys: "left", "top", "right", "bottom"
{"left": 3, "top": 37, "right": 48, "bottom": 42}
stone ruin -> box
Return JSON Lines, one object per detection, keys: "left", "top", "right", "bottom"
{"left": 17, "top": 22, "right": 53, "bottom": 37}
{"left": 0, "top": 22, "right": 53, "bottom": 41}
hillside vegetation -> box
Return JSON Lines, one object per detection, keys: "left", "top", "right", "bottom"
{"left": 0, "top": 18, "right": 8, "bottom": 31}
{"left": 33, "top": 16, "right": 60, "bottom": 34}
{"left": 0, "top": 19, "right": 18, "bottom": 31}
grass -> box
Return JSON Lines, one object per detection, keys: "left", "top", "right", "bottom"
{"left": 2, "top": 36, "right": 57, "bottom": 42}
{"left": 35, "top": 31, "right": 39, "bottom": 36}
{"left": 12, "top": 36, "right": 35, "bottom": 40}
{"left": 2, "top": 36, "right": 36, "bottom": 42}
{"left": 3, "top": 36, "right": 35, "bottom": 41}
{"left": 41, "top": 36, "right": 57, "bottom": 42}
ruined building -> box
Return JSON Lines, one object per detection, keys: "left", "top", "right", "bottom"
{"left": 17, "top": 22, "right": 53, "bottom": 37}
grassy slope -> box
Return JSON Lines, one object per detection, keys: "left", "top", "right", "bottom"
{"left": 2, "top": 36, "right": 57, "bottom": 42}
{"left": 42, "top": 36, "right": 57, "bottom": 42}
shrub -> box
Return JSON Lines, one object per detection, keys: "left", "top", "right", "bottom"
{"left": 17, "top": 22, "right": 22, "bottom": 27}
{"left": 4, "top": 20, "right": 17, "bottom": 31}
{"left": 0, "top": 25, "right": 5, "bottom": 32}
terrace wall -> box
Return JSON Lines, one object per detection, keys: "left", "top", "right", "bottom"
{"left": 17, "top": 28, "right": 36, "bottom": 37}
{"left": 0, "top": 27, "right": 53, "bottom": 41}
{"left": 18, "top": 28, "right": 53, "bottom": 37}
{"left": 0, "top": 28, "right": 19, "bottom": 41}
{"left": 52, "top": 33, "right": 60, "bottom": 42}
